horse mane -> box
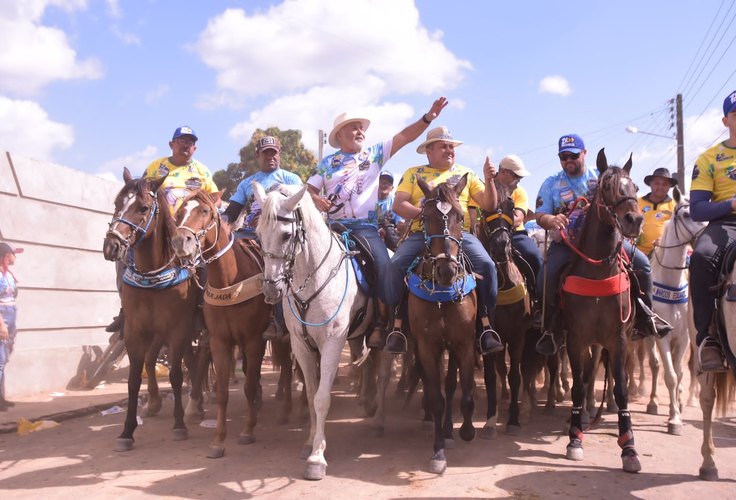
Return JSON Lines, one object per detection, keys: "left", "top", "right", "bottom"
{"left": 432, "top": 181, "right": 463, "bottom": 215}
{"left": 257, "top": 184, "right": 323, "bottom": 233}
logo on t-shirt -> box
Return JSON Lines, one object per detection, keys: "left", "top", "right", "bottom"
{"left": 692, "top": 165, "right": 700, "bottom": 180}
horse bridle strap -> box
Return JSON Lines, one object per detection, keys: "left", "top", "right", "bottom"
{"left": 107, "top": 193, "right": 159, "bottom": 249}
{"left": 485, "top": 212, "right": 514, "bottom": 227}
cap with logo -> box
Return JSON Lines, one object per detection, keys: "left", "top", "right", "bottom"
{"left": 256, "top": 136, "right": 281, "bottom": 152}
{"left": 172, "top": 126, "right": 198, "bottom": 142}
{"left": 558, "top": 134, "right": 585, "bottom": 154}
{"left": 499, "top": 154, "right": 531, "bottom": 177}
{"left": 723, "top": 90, "right": 736, "bottom": 116}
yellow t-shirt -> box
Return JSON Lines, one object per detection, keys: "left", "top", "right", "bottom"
{"left": 690, "top": 142, "right": 736, "bottom": 209}
{"left": 396, "top": 164, "right": 485, "bottom": 232}
{"left": 636, "top": 195, "right": 676, "bottom": 255}
{"left": 143, "top": 157, "right": 218, "bottom": 216}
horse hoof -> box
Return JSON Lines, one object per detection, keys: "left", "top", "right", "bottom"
{"left": 667, "top": 422, "right": 683, "bottom": 436}
{"left": 304, "top": 463, "right": 327, "bottom": 481}
{"left": 646, "top": 402, "right": 658, "bottom": 415}
{"left": 481, "top": 425, "right": 497, "bottom": 440}
{"left": 505, "top": 424, "right": 521, "bottom": 436}
{"left": 699, "top": 466, "right": 719, "bottom": 481}
{"left": 556, "top": 389, "right": 565, "bottom": 403}
{"left": 566, "top": 444, "right": 584, "bottom": 461}
{"left": 606, "top": 403, "right": 619, "bottom": 413}
{"left": 238, "top": 434, "right": 256, "bottom": 445}
{"left": 300, "top": 445, "right": 313, "bottom": 460}
{"left": 114, "top": 438, "right": 134, "bottom": 452}
{"left": 459, "top": 422, "right": 475, "bottom": 442}
{"left": 444, "top": 438, "right": 456, "bottom": 449}
{"left": 429, "top": 458, "right": 447, "bottom": 474}
{"left": 172, "top": 428, "right": 188, "bottom": 441}
{"left": 622, "top": 454, "right": 642, "bottom": 473}
{"left": 207, "top": 446, "right": 225, "bottom": 459}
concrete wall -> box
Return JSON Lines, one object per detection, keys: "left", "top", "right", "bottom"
{"left": 1, "top": 152, "right": 122, "bottom": 396}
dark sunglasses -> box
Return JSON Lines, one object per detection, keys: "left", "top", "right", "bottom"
{"left": 559, "top": 152, "right": 580, "bottom": 161}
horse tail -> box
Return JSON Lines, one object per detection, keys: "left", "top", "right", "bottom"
{"left": 713, "top": 371, "right": 736, "bottom": 417}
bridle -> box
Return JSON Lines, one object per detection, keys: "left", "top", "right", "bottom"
{"left": 106, "top": 189, "right": 158, "bottom": 251}
{"left": 176, "top": 197, "right": 234, "bottom": 266}
{"left": 484, "top": 204, "right": 515, "bottom": 265}
{"left": 651, "top": 202, "right": 705, "bottom": 270}
{"left": 420, "top": 195, "right": 468, "bottom": 282}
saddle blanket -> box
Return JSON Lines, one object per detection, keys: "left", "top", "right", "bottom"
{"left": 122, "top": 266, "right": 191, "bottom": 289}
{"left": 407, "top": 272, "right": 476, "bottom": 303}
{"left": 562, "top": 271, "right": 629, "bottom": 297}
{"left": 652, "top": 281, "right": 688, "bottom": 304}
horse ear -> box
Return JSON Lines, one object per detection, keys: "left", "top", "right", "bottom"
{"left": 252, "top": 181, "right": 267, "bottom": 206}
{"left": 283, "top": 185, "right": 307, "bottom": 213}
{"left": 454, "top": 173, "right": 469, "bottom": 196}
{"left": 209, "top": 190, "right": 224, "bottom": 205}
{"left": 123, "top": 167, "right": 132, "bottom": 183}
{"left": 417, "top": 175, "right": 432, "bottom": 198}
{"left": 673, "top": 185, "right": 681, "bottom": 203}
{"left": 622, "top": 153, "right": 633, "bottom": 174}
{"left": 149, "top": 174, "right": 168, "bottom": 193}
{"left": 596, "top": 148, "right": 608, "bottom": 174}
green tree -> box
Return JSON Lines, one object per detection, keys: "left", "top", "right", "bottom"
{"left": 213, "top": 127, "right": 317, "bottom": 200}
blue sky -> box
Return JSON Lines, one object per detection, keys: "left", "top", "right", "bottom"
{"left": 2, "top": 0, "right": 734, "bottom": 202}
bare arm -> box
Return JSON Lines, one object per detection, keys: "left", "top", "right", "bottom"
{"left": 471, "top": 156, "right": 498, "bottom": 212}
{"left": 307, "top": 183, "right": 333, "bottom": 213}
{"left": 390, "top": 97, "right": 449, "bottom": 157}
{"left": 393, "top": 191, "right": 422, "bottom": 220}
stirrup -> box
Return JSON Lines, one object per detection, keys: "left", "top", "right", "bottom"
{"left": 698, "top": 338, "right": 728, "bottom": 373}
{"left": 536, "top": 330, "right": 559, "bottom": 356}
{"left": 384, "top": 329, "right": 407, "bottom": 354}
{"left": 479, "top": 328, "right": 504, "bottom": 355}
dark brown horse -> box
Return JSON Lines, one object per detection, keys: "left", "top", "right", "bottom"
{"left": 172, "top": 190, "right": 273, "bottom": 458}
{"left": 102, "top": 168, "right": 199, "bottom": 451}
{"left": 561, "top": 149, "right": 643, "bottom": 472}
{"left": 479, "top": 181, "right": 532, "bottom": 436}
{"left": 409, "top": 174, "right": 477, "bottom": 474}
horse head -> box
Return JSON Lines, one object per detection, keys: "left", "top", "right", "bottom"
{"left": 172, "top": 190, "right": 224, "bottom": 263}
{"left": 484, "top": 181, "right": 515, "bottom": 264}
{"left": 103, "top": 167, "right": 168, "bottom": 262}
{"left": 254, "top": 182, "right": 308, "bottom": 304}
{"left": 417, "top": 174, "right": 467, "bottom": 287}
{"left": 594, "top": 148, "right": 643, "bottom": 239}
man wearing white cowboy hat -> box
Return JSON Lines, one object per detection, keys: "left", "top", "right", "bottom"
{"left": 382, "top": 125, "right": 504, "bottom": 355}
{"left": 636, "top": 167, "right": 678, "bottom": 256}
{"left": 307, "top": 97, "right": 449, "bottom": 349}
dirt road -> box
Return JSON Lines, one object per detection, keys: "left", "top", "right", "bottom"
{"left": 1, "top": 355, "right": 735, "bottom": 499}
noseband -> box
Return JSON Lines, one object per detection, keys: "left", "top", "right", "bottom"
{"left": 421, "top": 197, "right": 465, "bottom": 271}
{"left": 176, "top": 201, "right": 234, "bottom": 265}
{"left": 106, "top": 190, "right": 159, "bottom": 250}
{"left": 260, "top": 210, "right": 307, "bottom": 287}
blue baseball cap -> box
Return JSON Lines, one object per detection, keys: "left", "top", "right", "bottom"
{"left": 723, "top": 90, "right": 736, "bottom": 116}
{"left": 379, "top": 170, "right": 394, "bottom": 182}
{"left": 558, "top": 134, "right": 585, "bottom": 154}
{"left": 172, "top": 126, "right": 198, "bottom": 142}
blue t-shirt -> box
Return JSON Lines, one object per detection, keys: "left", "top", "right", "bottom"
{"left": 230, "top": 169, "right": 302, "bottom": 230}
{"left": 370, "top": 193, "right": 404, "bottom": 226}
{"left": 535, "top": 167, "right": 599, "bottom": 215}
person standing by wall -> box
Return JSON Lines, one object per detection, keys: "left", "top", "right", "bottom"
{"left": 0, "top": 242, "right": 22, "bottom": 410}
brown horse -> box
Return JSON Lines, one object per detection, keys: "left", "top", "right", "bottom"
{"left": 172, "top": 190, "right": 273, "bottom": 458}
{"left": 409, "top": 174, "right": 477, "bottom": 474}
{"left": 102, "top": 168, "right": 199, "bottom": 451}
{"left": 478, "top": 181, "right": 533, "bottom": 436}
{"left": 561, "top": 149, "right": 643, "bottom": 472}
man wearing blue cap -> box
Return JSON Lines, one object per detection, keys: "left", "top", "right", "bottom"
{"left": 373, "top": 170, "right": 405, "bottom": 251}
{"left": 689, "top": 90, "right": 736, "bottom": 371}
{"left": 533, "top": 134, "right": 672, "bottom": 355}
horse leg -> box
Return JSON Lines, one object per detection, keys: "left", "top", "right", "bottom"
{"left": 115, "top": 343, "right": 145, "bottom": 452}
{"left": 481, "top": 351, "right": 498, "bottom": 439}
{"left": 658, "top": 339, "right": 681, "bottom": 434}
{"left": 370, "top": 350, "right": 392, "bottom": 437}
{"left": 167, "top": 340, "right": 189, "bottom": 442}
{"left": 496, "top": 350, "right": 510, "bottom": 401}
{"left": 646, "top": 337, "right": 660, "bottom": 415}
{"left": 506, "top": 345, "right": 522, "bottom": 434}
{"left": 239, "top": 337, "right": 265, "bottom": 446}
{"left": 611, "top": 341, "right": 641, "bottom": 473}
{"left": 292, "top": 345, "right": 319, "bottom": 461}
{"left": 443, "top": 353, "right": 458, "bottom": 448}
{"left": 360, "top": 345, "right": 379, "bottom": 418}
{"left": 565, "top": 345, "right": 586, "bottom": 461}
{"left": 141, "top": 337, "right": 163, "bottom": 417}
{"left": 419, "top": 350, "right": 446, "bottom": 474}
{"left": 545, "top": 351, "right": 560, "bottom": 412}
{"left": 303, "top": 339, "right": 345, "bottom": 481}
{"left": 457, "top": 345, "right": 476, "bottom": 443}
{"left": 185, "top": 336, "right": 208, "bottom": 423}
{"left": 207, "top": 335, "right": 232, "bottom": 458}
{"left": 272, "top": 339, "right": 293, "bottom": 424}
{"left": 698, "top": 372, "right": 718, "bottom": 480}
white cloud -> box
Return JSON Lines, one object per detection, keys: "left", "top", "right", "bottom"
{"left": 111, "top": 25, "right": 141, "bottom": 45}
{"left": 97, "top": 145, "right": 158, "bottom": 179}
{"left": 0, "top": 96, "right": 74, "bottom": 159}
{"left": 192, "top": 0, "right": 471, "bottom": 103}
{"left": 538, "top": 75, "right": 572, "bottom": 96}
{"left": 145, "top": 84, "right": 170, "bottom": 104}
{"left": 0, "top": 0, "right": 102, "bottom": 96}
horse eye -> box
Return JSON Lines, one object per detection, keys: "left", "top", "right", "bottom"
{"left": 281, "top": 233, "right": 290, "bottom": 243}
{"left": 683, "top": 212, "right": 691, "bottom": 219}
{"left": 138, "top": 205, "right": 150, "bottom": 214}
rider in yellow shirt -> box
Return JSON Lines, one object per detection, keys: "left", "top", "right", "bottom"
{"left": 636, "top": 168, "right": 678, "bottom": 256}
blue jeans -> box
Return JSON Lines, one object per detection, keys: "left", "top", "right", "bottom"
{"left": 512, "top": 231, "right": 543, "bottom": 293}
{"left": 385, "top": 231, "right": 498, "bottom": 317}
{"left": 536, "top": 240, "right": 650, "bottom": 306}
{"left": 340, "top": 220, "right": 390, "bottom": 303}
{"left": 0, "top": 305, "right": 17, "bottom": 398}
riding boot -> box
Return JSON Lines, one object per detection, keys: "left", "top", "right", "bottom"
{"left": 536, "top": 307, "right": 562, "bottom": 356}
{"left": 385, "top": 297, "right": 408, "bottom": 354}
{"left": 477, "top": 316, "right": 504, "bottom": 355}
{"left": 631, "top": 272, "right": 673, "bottom": 340}
{"left": 105, "top": 308, "right": 124, "bottom": 333}
{"left": 367, "top": 301, "right": 389, "bottom": 349}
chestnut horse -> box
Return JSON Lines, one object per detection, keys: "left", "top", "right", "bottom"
{"left": 560, "top": 150, "right": 644, "bottom": 472}
{"left": 172, "top": 190, "right": 272, "bottom": 458}
{"left": 409, "top": 175, "right": 477, "bottom": 474}
{"left": 102, "top": 168, "right": 199, "bottom": 451}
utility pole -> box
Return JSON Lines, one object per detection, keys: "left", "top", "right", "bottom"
{"left": 676, "top": 93, "right": 685, "bottom": 190}
{"left": 318, "top": 129, "right": 325, "bottom": 161}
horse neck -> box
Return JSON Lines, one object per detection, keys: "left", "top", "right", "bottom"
{"left": 494, "top": 239, "right": 523, "bottom": 289}
{"left": 651, "top": 225, "right": 689, "bottom": 285}
{"left": 135, "top": 210, "right": 175, "bottom": 272}
{"left": 576, "top": 199, "right": 620, "bottom": 272}
{"left": 205, "top": 224, "right": 254, "bottom": 287}
{"left": 292, "top": 213, "right": 336, "bottom": 287}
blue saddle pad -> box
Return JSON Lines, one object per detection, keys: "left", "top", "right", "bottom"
{"left": 350, "top": 257, "right": 370, "bottom": 295}
{"left": 123, "top": 266, "right": 192, "bottom": 289}
{"left": 407, "top": 272, "right": 476, "bottom": 303}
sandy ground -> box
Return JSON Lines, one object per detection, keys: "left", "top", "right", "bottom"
{"left": 1, "top": 351, "right": 735, "bottom": 499}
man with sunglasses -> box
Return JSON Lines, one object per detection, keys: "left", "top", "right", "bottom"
{"left": 105, "top": 126, "right": 219, "bottom": 334}
{"left": 533, "top": 134, "right": 672, "bottom": 356}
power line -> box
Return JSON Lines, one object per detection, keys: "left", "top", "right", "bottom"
{"left": 677, "top": 0, "right": 730, "bottom": 92}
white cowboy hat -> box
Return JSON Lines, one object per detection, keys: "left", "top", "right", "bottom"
{"left": 328, "top": 113, "right": 370, "bottom": 149}
{"left": 416, "top": 126, "right": 463, "bottom": 154}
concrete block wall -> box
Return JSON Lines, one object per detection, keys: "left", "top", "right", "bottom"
{"left": 1, "top": 152, "right": 122, "bottom": 396}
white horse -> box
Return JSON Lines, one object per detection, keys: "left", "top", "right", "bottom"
{"left": 254, "top": 182, "right": 376, "bottom": 481}
{"left": 648, "top": 187, "right": 705, "bottom": 434}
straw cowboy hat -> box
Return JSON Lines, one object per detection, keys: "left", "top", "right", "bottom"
{"left": 328, "top": 113, "right": 370, "bottom": 149}
{"left": 644, "top": 167, "right": 678, "bottom": 187}
{"left": 416, "top": 126, "right": 463, "bottom": 154}
{"left": 499, "top": 154, "right": 531, "bottom": 177}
